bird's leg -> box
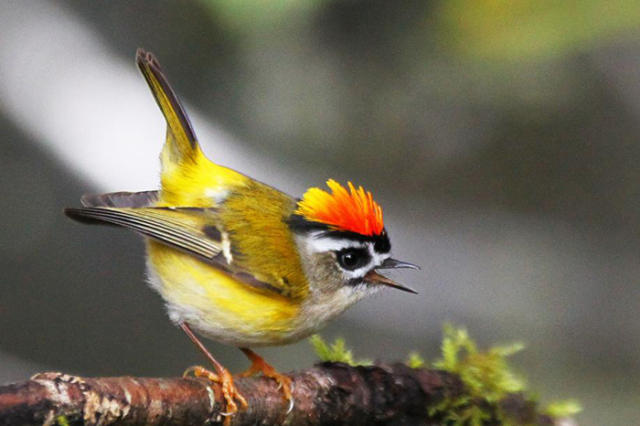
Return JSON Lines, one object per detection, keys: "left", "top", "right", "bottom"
{"left": 238, "top": 348, "right": 293, "bottom": 410}
{"left": 180, "top": 322, "right": 248, "bottom": 415}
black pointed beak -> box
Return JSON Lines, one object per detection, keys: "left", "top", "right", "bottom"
{"left": 378, "top": 258, "right": 421, "bottom": 270}
{"left": 364, "top": 270, "right": 418, "bottom": 294}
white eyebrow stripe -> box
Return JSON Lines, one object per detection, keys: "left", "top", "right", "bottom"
{"left": 306, "top": 232, "right": 368, "bottom": 253}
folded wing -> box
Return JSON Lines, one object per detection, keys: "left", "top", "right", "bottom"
{"left": 65, "top": 206, "right": 223, "bottom": 261}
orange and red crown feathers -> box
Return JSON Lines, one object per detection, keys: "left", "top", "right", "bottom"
{"left": 295, "top": 179, "right": 384, "bottom": 236}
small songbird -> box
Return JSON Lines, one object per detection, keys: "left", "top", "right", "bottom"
{"left": 65, "top": 49, "right": 419, "bottom": 414}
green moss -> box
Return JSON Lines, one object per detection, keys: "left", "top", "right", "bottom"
{"left": 310, "top": 325, "right": 581, "bottom": 423}
{"left": 56, "top": 415, "right": 70, "bottom": 426}
{"left": 544, "top": 399, "right": 582, "bottom": 418}
{"left": 433, "top": 324, "right": 525, "bottom": 402}
{"left": 309, "top": 335, "right": 371, "bottom": 366}
{"left": 406, "top": 351, "right": 426, "bottom": 368}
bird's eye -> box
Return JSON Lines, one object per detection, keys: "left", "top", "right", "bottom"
{"left": 336, "top": 248, "right": 371, "bottom": 271}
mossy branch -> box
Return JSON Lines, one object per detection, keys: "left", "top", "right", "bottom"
{"left": 0, "top": 366, "right": 572, "bottom": 425}
{"left": 310, "top": 325, "right": 580, "bottom": 425}
{"left": 0, "top": 326, "right": 579, "bottom": 425}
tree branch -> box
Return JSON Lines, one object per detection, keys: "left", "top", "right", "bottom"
{"left": 0, "top": 363, "right": 570, "bottom": 425}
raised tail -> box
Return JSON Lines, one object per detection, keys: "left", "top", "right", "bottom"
{"left": 136, "top": 48, "right": 200, "bottom": 167}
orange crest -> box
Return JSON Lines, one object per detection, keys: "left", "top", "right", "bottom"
{"left": 296, "top": 179, "right": 384, "bottom": 236}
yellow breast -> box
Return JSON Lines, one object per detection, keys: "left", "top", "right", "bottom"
{"left": 146, "top": 241, "right": 304, "bottom": 347}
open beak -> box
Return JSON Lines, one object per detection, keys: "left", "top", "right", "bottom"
{"left": 378, "top": 258, "right": 421, "bottom": 270}
{"left": 364, "top": 270, "right": 418, "bottom": 294}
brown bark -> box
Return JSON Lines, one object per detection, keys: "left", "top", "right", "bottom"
{"left": 0, "top": 363, "right": 565, "bottom": 425}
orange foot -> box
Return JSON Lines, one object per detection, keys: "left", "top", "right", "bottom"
{"left": 179, "top": 323, "right": 248, "bottom": 417}
{"left": 239, "top": 348, "right": 294, "bottom": 412}
{"left": 184, "top": 365, "right": 248, "bottom": 416}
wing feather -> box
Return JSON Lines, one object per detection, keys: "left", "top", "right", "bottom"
{"left": 65, "top": 207, "right": 221, "bottom": 259}
{"left": 64, "top": 205, "right": 289, "bottom": 296}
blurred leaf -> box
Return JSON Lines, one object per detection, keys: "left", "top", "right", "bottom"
{"left": 544, "top": 399, "right": 583, "bottom": 418}
{"left": 436, "top": 0, "right": 640, "bottom": 61}
{"left": 200, "top": 0, "right": 323, "bottom": 32}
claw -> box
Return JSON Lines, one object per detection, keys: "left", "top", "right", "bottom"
{"left": 184, "top": 364, "right": 247, "bottom": 415}
{"left": 286, "top": 384, "right": 295, "bottom": 414}
{"left": 239, "top": 348, "right": 294, "bottom": 413}
{"left": 183, "top": 365, "right": 219, "bottom": 381}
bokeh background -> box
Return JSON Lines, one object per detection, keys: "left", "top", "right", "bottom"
{"left": 1, "top": 1, "right": 639, "bottom": 424}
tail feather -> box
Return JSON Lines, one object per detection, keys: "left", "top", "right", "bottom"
{"left": 136, "top": 48, "right": 199, "bottom": 166}
{"left": 81, "top": 191, "right": 159, "bottom": 208}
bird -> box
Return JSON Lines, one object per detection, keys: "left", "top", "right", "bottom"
{"left": 65, "top": 48, "right": 419, "bottom": 415}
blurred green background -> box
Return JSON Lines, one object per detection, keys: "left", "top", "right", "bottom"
{"left": 1, "top": 1, "right": 639, "bottom": 424}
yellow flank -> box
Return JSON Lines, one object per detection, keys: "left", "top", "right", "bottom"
{"left": 148, "top": 241, "right": 301, "bottom": 340}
